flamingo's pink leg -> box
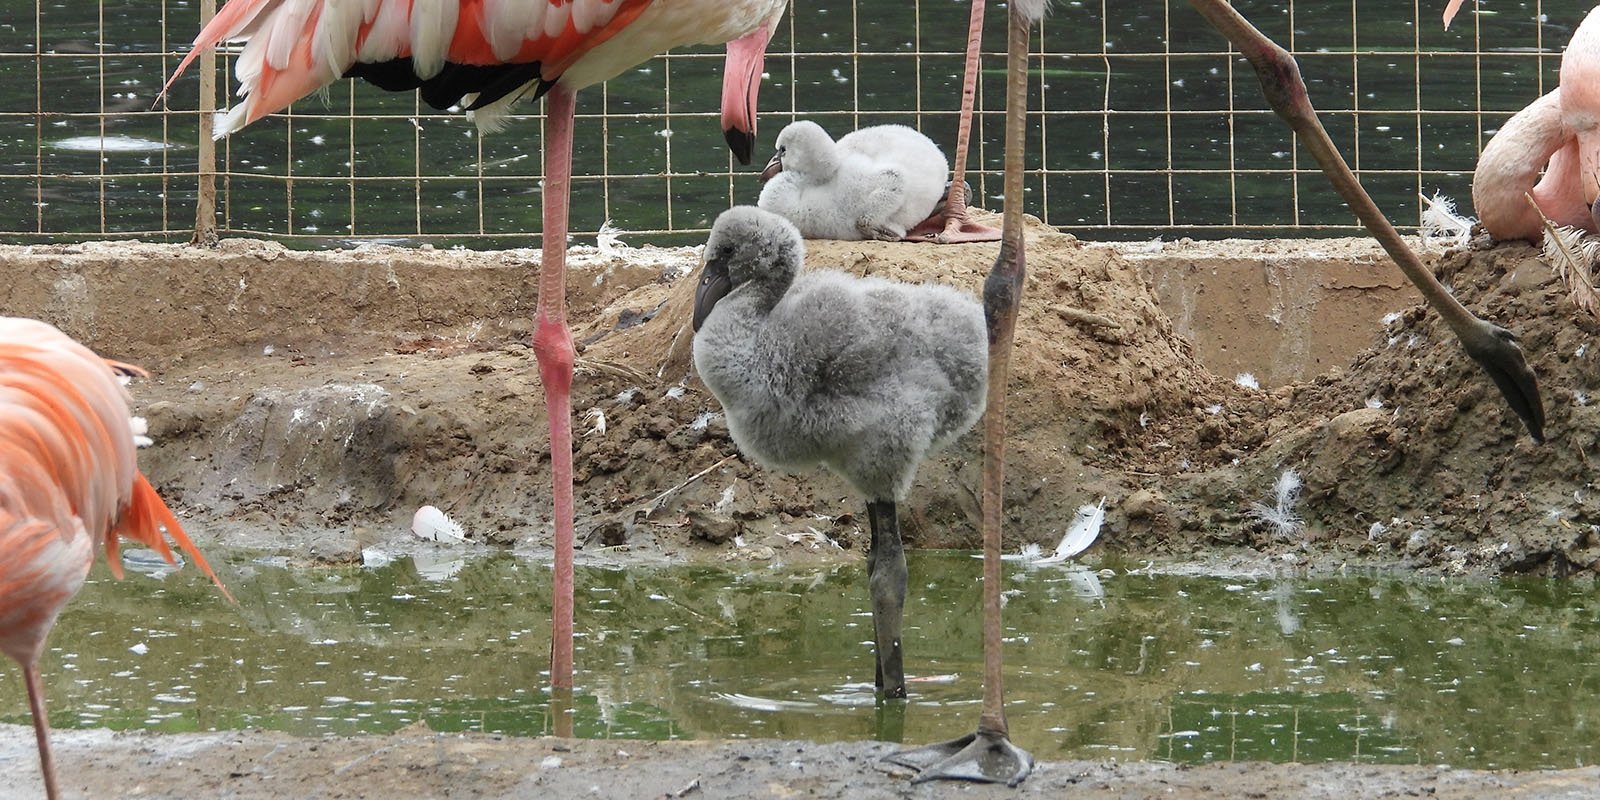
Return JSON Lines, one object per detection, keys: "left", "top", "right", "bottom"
{"left": 535, "top": 87, "right": 578, "bottom": 692}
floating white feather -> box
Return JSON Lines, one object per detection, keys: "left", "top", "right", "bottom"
{"left": 412, "top": 505, "right": 468, "bottom": 542}
{"left": 1000, "top": 497, "right": 1104, "bottom": 566}
{"left": 1051, "top": 497, "right": 1106, "bottom": 561}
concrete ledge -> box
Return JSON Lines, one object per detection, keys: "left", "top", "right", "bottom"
{"left": 1122, "top": 238, "right": 1422, "bottom": 386}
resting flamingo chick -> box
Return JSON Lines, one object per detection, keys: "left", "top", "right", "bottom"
{"left": 0, "top": 317, "right": 230, "bottom": 800}
{"left": 691, "top": 206, "right": 987, "bottom": 698}
{"left": 758, "top": 121, "right": 950, "bottom": 241}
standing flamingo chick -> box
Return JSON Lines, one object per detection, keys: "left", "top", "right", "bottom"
{"left": 0, "top": 317, "right": 229, "bottom": 800}
{"left": 691, "top": 206, "right": 987, "bottom": 698}
{"left": 758, "top": 121, "right": 950, "bottom": 241}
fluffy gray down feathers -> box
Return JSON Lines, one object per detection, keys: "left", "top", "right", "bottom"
{"left": 692, "top": 207, "right": 988, "bottom": 502}
{"left": 1013, "top": 0, "right": 1051, "bottom": 23}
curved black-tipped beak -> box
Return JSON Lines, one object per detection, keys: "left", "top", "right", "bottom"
{"left": 759, "top": 148, "right": 784, "bottom": 183}
{"left": 1460, "top": 320, "right": 1545, "bottom": 444}
{"left": 692, "top": 258, "right": 733, "bottom": 332}
{"left": 725, "top": 128, "right": 755, "bottom": 166}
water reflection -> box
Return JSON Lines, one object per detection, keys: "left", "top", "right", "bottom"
{"left": 3, "top": 549, "right": 1599, "bottom": 770}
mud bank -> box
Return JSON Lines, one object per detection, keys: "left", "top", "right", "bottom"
{"left": 0, "top": 220, "right": 1584, "bottom": 574}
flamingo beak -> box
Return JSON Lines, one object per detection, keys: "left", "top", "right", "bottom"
{"left": 725, "top": 128, "right": 756, "bottom": 166}
{"left": 759, "top": 148, "right": 785, "bottom": 183}
{"left": 692, "top": 257, "right": 733, "bottom": 332}
{"left": 721, "top": 26, "right": 771, "bottom": 166}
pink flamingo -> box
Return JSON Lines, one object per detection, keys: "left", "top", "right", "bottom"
{"left": 888, "top": 2, "right": 1540, "bottom": 787}
{"left": 165, "top": 0, "right": 788, "bottom": 693}
{"left": 1, "top": 317, "right": 231, "bottom": 800}
{"left": 877, "top": 0, "right": 1047, "bottom": 786}
{"left": 1447, "top": 4, "right": 1600, "bottom": 241}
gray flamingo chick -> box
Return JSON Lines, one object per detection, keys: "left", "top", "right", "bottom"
{"left": 757, "top": 121, "right": 949, "bottom": 241}
{"left": 691, "top": 205, "right": 987, "bottom": 698}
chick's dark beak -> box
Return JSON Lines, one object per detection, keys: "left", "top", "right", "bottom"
{"left": 759, "top": 148, "right": 785, "bottom": 183}
{"left": 692, "top": 258, "right": 733, "bottom": 332}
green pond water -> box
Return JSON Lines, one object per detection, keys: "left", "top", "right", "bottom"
{"left": 4, "top": 549, "right": 1599, "bottom": 771}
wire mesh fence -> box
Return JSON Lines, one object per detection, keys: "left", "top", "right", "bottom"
{"left": 0, "top": 0, "right": 1572, "bottom": 246}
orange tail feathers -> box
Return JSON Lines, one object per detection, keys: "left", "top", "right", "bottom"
{"left": 106, "top": 473, "right": 235, "bottom": 603}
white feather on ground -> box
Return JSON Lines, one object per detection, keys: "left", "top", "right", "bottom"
{"left": 1533, "top": 195, "right": 1600, "bottom": 320}
{"left": 1419, "top": 191, "right": 1475, "bottom": 248}
{"left": 1247, "top": 469, "right": 1303, "bottom": 539}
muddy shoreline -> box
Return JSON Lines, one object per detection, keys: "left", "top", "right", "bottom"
{"left": 4, "top": 725, "right": 1596, "bottom": 799}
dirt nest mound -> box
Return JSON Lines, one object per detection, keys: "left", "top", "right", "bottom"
{"left": 1155, "top": 237, "right": 1597, "bottom": 577}
{"left": 2, "top": 222, "right": 1587, "bottom": 575}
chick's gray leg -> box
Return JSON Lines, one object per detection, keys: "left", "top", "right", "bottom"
{"left": 867, "top": 499, "right": 908, "bottom": 698}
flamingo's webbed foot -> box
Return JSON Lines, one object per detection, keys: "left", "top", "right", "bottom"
{"left": 905, "top": 180, "right": 1002, "bottom": 243}
{"left": 881, "top": 728, "right": 1034, "bottom": 786}
{"left": 1459, "top": 319, "right": 1545, "bottom": 443}
{"left": 904, "top": 215, "right": 1002, "bottom": 244}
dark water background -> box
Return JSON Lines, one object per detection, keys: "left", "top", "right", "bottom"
{"left": 0, "top": 1, "right": 1576, "bottom": 243}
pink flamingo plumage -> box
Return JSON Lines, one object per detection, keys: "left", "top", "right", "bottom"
{"left": 1447, "top": 4, "right": 1600, "bottom": 241}
{"left": 1, "top": 317, "right": 230, "bottom": 800}
{"left": 164, "top": 0, "right": 787, "bottom": 693}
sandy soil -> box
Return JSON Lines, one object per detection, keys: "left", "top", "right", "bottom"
{"left": 1, "top": 216, "right": 1593, "bottom": 796}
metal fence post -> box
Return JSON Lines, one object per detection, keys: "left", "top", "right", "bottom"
{"left": 191, "top": 0, "right": 218, "bottom": 246}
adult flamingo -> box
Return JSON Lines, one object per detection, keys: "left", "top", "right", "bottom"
{"left": 1, "top": 317, "right": 231, "bottom": 800}
{"left": 164, "top": 0, "right": 789, "bottom": 692}
{"left": 1181, "top": 0, "right": 1543, "bottom": 443}
{"left": 879, "top": 0, "right": 1047, "bottom": 785}
{"left": 1445, "top": 5, "right": 1600, "bottom": 242}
